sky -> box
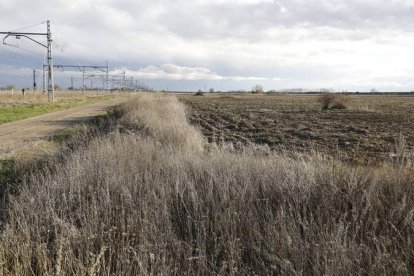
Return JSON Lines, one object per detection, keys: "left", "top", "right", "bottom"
{"left": 1, "top": 0, "right": 414, "bottom": 92}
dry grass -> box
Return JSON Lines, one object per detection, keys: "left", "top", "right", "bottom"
{"left": 319, "top": 93, "right": 348, "bottom": 110}
{"left": 0, "top": 90, "right": 119, "bottom": 125}
{"left": 0, "top": 94, "right": 413, "bottom": 274}
{"left": 0, "top": 90, "right": 114, "bottom": 108}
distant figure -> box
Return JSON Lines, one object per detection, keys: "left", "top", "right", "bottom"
{"left": 22, "top": 88, "right": 25, "bottom": 96}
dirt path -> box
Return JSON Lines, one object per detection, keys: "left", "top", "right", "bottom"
{"left": 0, "top": 96, "right": 132, "bottom": 158}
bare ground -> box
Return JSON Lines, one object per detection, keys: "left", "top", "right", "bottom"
{"left": 0, "top": 96, "right": 132, "bottom": 158}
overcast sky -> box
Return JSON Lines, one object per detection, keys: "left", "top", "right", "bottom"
{"left": 1, "top": 0, "right": 414, "bottom": 91}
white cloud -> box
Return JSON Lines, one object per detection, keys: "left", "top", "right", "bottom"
{"left": 110, "top": 64, "right": 278, "bottom": 82}
{"left": 199, "top": 0, "right": 274, "bottom": 5}
{"left": 123, "top": 65, "right": 223, "bottom": 80}
{"left": 1, "top": 0, "right": 414, "bottom": 91}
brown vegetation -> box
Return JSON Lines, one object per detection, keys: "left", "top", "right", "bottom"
{"left": 0, "top": 94, "right": 413, "bottom": 274}
{"left": 193, "top": 91, "right": 204, "bottom": 96}
{"left": 0, "top": 90, "right": 115, "bottom": 108}
{"left": 319, "top": 93, "right": 348, "bottom": 110}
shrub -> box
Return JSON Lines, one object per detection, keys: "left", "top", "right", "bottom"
{"left": 319, "top": 93, "right": 348, "bottom": 110}
{"left": 331, "top": 101, "right": 347, "bottom": 109}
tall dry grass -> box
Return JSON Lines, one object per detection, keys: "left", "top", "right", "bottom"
{"left": 0, "top": 94, "right": 413, "bottom": 275}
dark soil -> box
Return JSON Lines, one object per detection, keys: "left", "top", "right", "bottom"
{"left": 179, "top": 93, "right": 414, "bottom": 164}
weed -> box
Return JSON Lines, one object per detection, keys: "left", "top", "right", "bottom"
{"left": 319, "top": 93, "right": 348, "bottom": 110}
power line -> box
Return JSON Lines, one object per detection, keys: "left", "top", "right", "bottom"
{"left": 1, "top": 20, "right": 55, "bottom": 102}
{"left": 11, "top": 21, "right": 46, "bottom": 32}
{"left": 50, "top": 63, "right": 109, "bottom": 92}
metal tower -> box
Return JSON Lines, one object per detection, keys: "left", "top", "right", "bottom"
{"left": 0, "top": 20, "right": 54, "bottom": 102}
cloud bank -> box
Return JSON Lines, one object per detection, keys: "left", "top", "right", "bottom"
{"left": 112, "top": 64, "right": 276, "bottom": 81}
{"left": 0, "top": 0, "right": 414, "bottom": 91}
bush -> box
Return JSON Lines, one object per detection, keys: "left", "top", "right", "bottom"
{"left": 319, "top": 93, "right": 348, "bottom": 110}
{"left": 331, "top": 101, "right": 347, "bottom": 109}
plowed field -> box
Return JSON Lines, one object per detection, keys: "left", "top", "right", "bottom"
{"left": 179, "top": 93, "right": 414, "bottom": 164}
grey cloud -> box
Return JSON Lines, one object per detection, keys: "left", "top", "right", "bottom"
{"left": 151, "top": 0, "right": 414, "bottom": 42}
{"left": 1, "top": 0, "right": 414, "bottom": 92}
{"left": 113, "top": 64, "right": 276, "bottom": 81}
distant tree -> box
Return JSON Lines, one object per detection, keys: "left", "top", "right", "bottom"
{"left": 6, "top": 85, "right": 15, "bottom": 90}
{"left": 209, "top": 88, "right": 215, "bottom": 93}
{"left": 54, "top": 84, "right": 60, "bottom": 91}
{"left": 252, "top": 84, "right": 264, "bottom": 94}
{"left": 320, "top": 88, "right": 334, "bottom": 93}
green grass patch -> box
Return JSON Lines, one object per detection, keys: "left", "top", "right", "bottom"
{"left": 48, "top": 106, "right": 123, "bottom": 149}
{"left": 0, "top": 159, "right": 16, "bottom": 185}
{"left": 48, "top": 113, "right": 109, "bottom": 145}
{"left": 0, "top": 95, "right": 115, "bottom": 125}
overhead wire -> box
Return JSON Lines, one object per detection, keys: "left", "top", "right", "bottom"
{"left": 11, "top": 21, "right": 46, "bottom": 32}
{"left": 3, "top": 21, "right": 47, "bottom": 59}
{"left": 1, "top": 21, "right": 48, "bottom": 82}
{"left": 2, "top": 21, "right": 113, "bottom": 89}
{"left": 6, "top": 21, "right": 107, "bottom": 70}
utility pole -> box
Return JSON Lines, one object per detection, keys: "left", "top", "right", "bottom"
{"left": 123, "top": 71, "right": 126, "bottom": 91}
{"left": 52, "top": 63, "right": 109, "bottom": 92}
{"left": 82, "top": 69, "right": 86, "bottom": 93}
{"left": 42, "top": 60, "right": 46, "bottom": 93}
{"left": 71, "top": 76, "right": 74, "bottom": 90}
{"left": 106, "top": 60, "right": 109, "bottom": 91}
{"left": 46, "top": 21, "right": 54, "bottom": 102}
{"left": 33, "top": 69, "right": 37, "bottom": 91}
{"left": 1, "top": 20, "right": 54, "bottom": 102}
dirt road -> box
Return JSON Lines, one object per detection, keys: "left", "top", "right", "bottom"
{"left": 0, "top": 96, "right": 131, "bottom": 158}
